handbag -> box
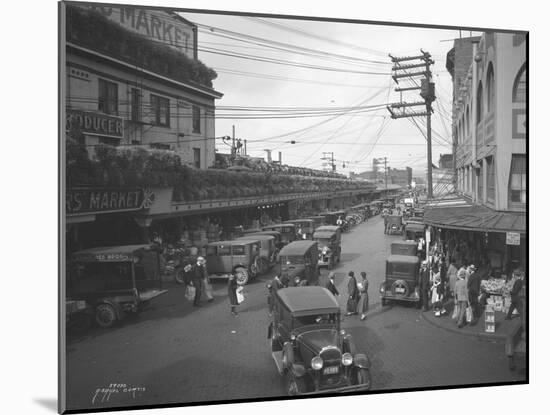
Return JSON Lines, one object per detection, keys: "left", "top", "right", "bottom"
{"left": 466, "top": 305, "right": 473, "bottom": 323}
{"left": 203, "top": 279, "right": 214, "bottom": 300}
{"left": 185, "top": 285, "right": 196, "bottom": 302}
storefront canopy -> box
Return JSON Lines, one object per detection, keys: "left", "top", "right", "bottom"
{"left": 423, "top": 197, "right": 526, "bottom": 235}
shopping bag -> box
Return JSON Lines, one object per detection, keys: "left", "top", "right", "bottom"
{"left": 203, "top": 279, "right": 214, "bottom": 300}
{"left": 236, "top": 286, "right": 245, "bottom": 304}
{"left": 466, "top": 305, "right": 473, "bottom": 323}
{"left": 185, "top": 285, "right": 196, "bottom": 302}
{"left": 451, "top": 304, "right": 458, "bottom": 319}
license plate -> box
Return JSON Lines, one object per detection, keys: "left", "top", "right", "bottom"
{"left": 395, "top": 287, "right": 405, "bottom": 294}
{"left": 323, "top": 366, "right": 339, "bottom": 375}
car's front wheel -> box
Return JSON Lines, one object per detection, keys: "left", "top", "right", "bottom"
{"left": 353, "top": 368, "right": 372, "bottom": 390}
{"left": 95, "top": 303, "right": 117, "bottom": 328}
{"left": 287, "top": 374, "right": 307, "bottom": 396}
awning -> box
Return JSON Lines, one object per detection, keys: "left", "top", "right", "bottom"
{"left": 423, "top": 197, "right": 526, "bottom": 235}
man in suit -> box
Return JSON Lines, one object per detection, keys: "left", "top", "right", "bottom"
{"left": 419, "top": 261, "right": 430, "bottom": 311}
{"left": 506, "top": 269, "right": 525, "bottom": 321}
{"left": 325, "top": 272, "right": 339, "bottom": 297}
{"left": 346, "top": 271, "right": 359, "bottom": 316}
{"left": 191, "top": 256, "right": 207, "bottom": 307}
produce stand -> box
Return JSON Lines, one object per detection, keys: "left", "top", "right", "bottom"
{"left": 480, "top": 277, "right": 519, "bottom": 327}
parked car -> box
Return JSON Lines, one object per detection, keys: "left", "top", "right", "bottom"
{"left": 268, "top": 286, "right": 372, "bottom": 395}
{"left": 379, "top": 254, "right": 421, "bottom": 307}
{"left": 278, "top": 240, "right": 320, "bottom": 287}
{"left": 69, "top": 245, "right": 168, "bottom": 328}
{"left": 313, "top": 225, "right": 342, "bottom": 270}
{"left": 404, "top": 222, "right": 425, "bottom": 241}
{"left": 306, "top": 216, "right": 326, "bottom": 231}
{"left": 235, "top": 234, "right": 278, "bottom": 274}
{"left": 246, "top": 230, "right": 284, "bottom": 250}
{"left": 386, "top": 215, "right": 404, "bottom": 235}
{"left": 263, "top": 224, "right": 297, "bottom": 245}
{"left": 205, "top": 240, "right": 262, "bottom": 285}
{"left": 284, "top": 219, "right": 316, "bottom": 240}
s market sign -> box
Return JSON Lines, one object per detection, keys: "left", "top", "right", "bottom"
{"left": 67, "top": 188, "right": 155, "bottom": 216}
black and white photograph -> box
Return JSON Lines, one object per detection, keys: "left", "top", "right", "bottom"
{"left": 13, "top": 0, "right": 537, "bottom": 413}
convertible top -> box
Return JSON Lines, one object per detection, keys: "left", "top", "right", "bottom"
{"left": 386, "top": 254, "right": 420, "bottom": 264}
{"left": 314, "top": 225, "right": 340, "bottom": 233}
{"left": 405, "top": 222, "right": 425, "bottom": 232}
{"left": 279, "top": 240, "right": 317, "bottom": 256}
{"left": 276, "top": 286, "right": 340, "bottom": 316}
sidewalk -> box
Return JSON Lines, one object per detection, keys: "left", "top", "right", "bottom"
{"left": 420, "top": 299, "right": 523, "bottom": 343}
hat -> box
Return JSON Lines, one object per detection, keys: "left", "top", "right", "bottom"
{"left": 348, "top": 271, "right": 355, "bottom": 277}
{"left": 360, "top": 271, "right": 367, "bottom": 277}
{"left": 328, "top": 272, "right": 335, "bottom": 279}
{"left": 458, "top": 269, "right": 467, "bottom": 279}
{"left": 421, "top": 260, "right": 428, "bottom": 265}
{"left": 197, "top": 256, "right": 205, "bottom": 263}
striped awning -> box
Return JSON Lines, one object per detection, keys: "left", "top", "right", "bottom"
{"left": 423, "top": 196, "right": 526, "bottom": 234}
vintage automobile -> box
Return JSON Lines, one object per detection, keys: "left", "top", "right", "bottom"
{"left": 386, "top": 215, "right": 404, "bottom": 235}
{"left": 390, "top": 240, "right": 418, "bottom": 257}
{"left": 379, "top": 254, "right": 421, "bottom": 307}
{"left": 235, "top": 234, "right": 278, "bottom": 274}
{"left": 69, "top": 245, "right": 168, "bottom": 328}
{"left": 306, "top": 216, "right": 326, "bottom": 231}
{"left": 322, "top": 210, "right": 347, "bottom": 226}
{"left": 205, "top": 239, "right": 262, "bottom": 285}
{"left": 263, "top": 224, "right": 297, "bottom": 245}
{"left": 268, "top": 286, "right": 372, "bottom": 395}
{"left": 284, "top": 219, "right": 315, "bottom": 240}
{"left": 404, "top": 222, "right": 425, "bottom": 241}
{"left": 245, "top": 230, "right": 284, "bottom": 249}
{"left": 313, "top": 225, "right": 342, "bottom": 270}
{"left": 278, "top": 240, "right": 320, "bottom": 287}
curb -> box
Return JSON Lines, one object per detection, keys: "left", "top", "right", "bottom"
{"left": 419, "top": 308, "right": 522, "bottom": 344}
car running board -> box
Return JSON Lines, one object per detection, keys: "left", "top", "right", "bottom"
{"left": 272, "top": 351, "right": 285, "bottom": 375}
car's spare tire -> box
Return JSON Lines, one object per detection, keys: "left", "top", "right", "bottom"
{"left": 391, "top": 279, "right": 409, "bottom": 297}
{"left": 234, "top": 266, "right": 249, "bottom": 286}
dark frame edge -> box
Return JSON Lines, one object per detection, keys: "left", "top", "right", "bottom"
{"left": 59, "top": 1, "right": 67, "bottom": 414}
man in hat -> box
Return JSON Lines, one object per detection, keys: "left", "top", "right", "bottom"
{"left": 325, "top": 272, "right": 339, "bottom": 297}
{"left": 346, "top": 271, "right": 359, "bottom": 316}
{"left": 467, "top": 264, "right": 481, "bottom": 324}
{"left": 455, "top": 269, "right": 469, "bottom": 328}
{"left": 419, "top": 260, "right": 431, "bottom": 311}
{"left": 505, "top": 269, "right": 525, "bottom": 321}
{"left": 359, "top": 271, "right": 370, "bottom": 321}
{"left": 191, "top": 256, "right": 207, "bottom": 307}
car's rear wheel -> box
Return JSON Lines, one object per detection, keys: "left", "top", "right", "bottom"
{"left": 175, "top": 269, "right": 186, "bottom": 284}
{"left": 95, "top": 304, "right": 117, "bottom": 328}
{"left": 354, "top": 368, "right": 372, "bottom": 389}
{"left": 287, "top": 374, "right": 306, "bottom": 396}
{"left": 234, "top": 266, "right": 249, "bottom": 285}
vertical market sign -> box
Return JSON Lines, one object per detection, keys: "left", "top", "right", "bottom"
{"left": 67, "top": 188, "right": 155, "bottom": 216}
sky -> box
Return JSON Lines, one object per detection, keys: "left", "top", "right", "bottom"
{"left": 176, "top": 10, "right": 476, "bottom": 177}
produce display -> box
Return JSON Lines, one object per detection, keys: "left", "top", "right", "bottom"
{"left": 480, "top": 278, "right": 506, "bottom": 293}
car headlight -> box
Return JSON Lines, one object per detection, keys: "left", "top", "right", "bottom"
{"left": 380, "top": 285, "right": 385, "bottom": 294}
{"left": 322, "top": 247, "right": 328, "bottom": 254}
{"left": 311, "top": 356, "right": 324, "bottom": 370}
{"left": 342, "top": 353, "right": 353, "bottom": 366}
{"left": 294, "top": 276, "right": 301, "bottom": 285}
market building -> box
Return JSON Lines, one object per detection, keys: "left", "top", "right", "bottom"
{"left": 424, "top": 32, "right": 527, "bottom": 275}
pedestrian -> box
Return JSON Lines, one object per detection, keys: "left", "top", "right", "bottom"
{"left": 446, "top": 257, "right": 458, "bottom": 299}
{"left": 359, "top": 271, "right": 370, "bottom": 320}
{"left": 325, "top": 272, "right": 339, "bottom": 297}
{"left": 467, "top": 264, "right": 481, "bottom": 324}
{"left": 191, "top": 256, "right": 207, "bottom": 307}
{"left": 505, "top": 269, "right": 525, "bottom": 321}
{"left": 268, "top": 275, "right": 284, "bottom": 315}
{"left": 419, "top": 260, "right": 430, "bottom": 311}
{"left": 431, "top": 274, "right": 445, "bottom": 317}
{"left": 227, "top": 273, "right": 239, "bottom": 316}
{"left": 346, "top": 271, "right": 359, "bottom": 316}
{"left": 455, "top": 269, "right": 469, "bottom": 328}
{"left": 383, "top": 214, "right": 388, "bottom": 234}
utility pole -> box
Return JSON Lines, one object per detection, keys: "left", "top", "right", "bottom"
{"left": 232, "top": 125, "right": 236, "bottom": 158}
{"left": 321, "top": 152, "right": 335, "bottom": 172}
{"left": 387, "top": 50, "right": 436, "bottom": 198}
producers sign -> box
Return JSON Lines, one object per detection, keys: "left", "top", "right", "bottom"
{"left": 67, "top": 188, "right": 155, "bottom": 216}
{"left": 66, "top": 110, "right": 123, "bottom": 139}
{"left": 506, "top": 232, "right": 521, "bottom": 246}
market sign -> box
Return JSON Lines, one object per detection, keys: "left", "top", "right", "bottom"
{"left": 506, "top": 232, "right": 521, "bottom": 246}
{"left": 82, "top": 5, "right": 195, "bottom": 58}
{"left": 67, "top": 188, "right": 155, "bottom": 216}
{"left": 66, "top": 109, "right": 124, "bottom": 139}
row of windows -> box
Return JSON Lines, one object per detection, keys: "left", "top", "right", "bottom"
{"left": 98, "top": 79, "right": 202, "bottom": 132}
{"left": 456, "top": 63, "right": 526, "bottom": 144}
{"left": 458, "top": 154, "right": 526, "bottom": 207}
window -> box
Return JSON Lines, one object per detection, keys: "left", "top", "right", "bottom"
{"left": 217, "top": 245, "right": 231, "bottom": 256}
{"left": 192, "top": 105, "right": 201, "bottom": 133}
{"left": 465, "top": 106, "right": 470, "bottom": 137}
{"left": 486, "top": 156, "right": 495, "bottom": 203}
{"left": 513, "top": 64, "right": 526, "bottom": 103}
{"left": 477, "top": 161, "right": 484, "bottom": 202}
{"left": 150, "top": 94, "right": 170, "bottom": 127}
{"left": 193, "top": 147, "right": 201, "bottom": 169}
{"left": 486, "top": 64, "right": 495, "bottom": 113}
{"left": 98, "top": 79, "right": 118, "bottom": 115}
{"left": 130, "top": 88, "right": 141, "bottom": 122}
{"left": 509, "top": 155, "right": 526, "bottom": 205}
{"left": 476, "top": 81, "right": 483, "bottom": 125}
{"left": 232, "top": 245, "right": 246, "bottom": 256}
